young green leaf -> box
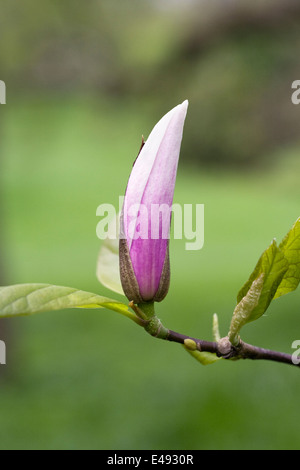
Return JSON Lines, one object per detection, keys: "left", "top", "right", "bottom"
{"left": 237, "top": 239, "right": 288, "bottom": 320}
{"left": 212, "top": 313, "right": 221, "bottom": 342}
{"left": 229, "top": 274, "right": 265, "bottom": 345}
{"left": 0, "top": 284, "right": 140, "bottom": 323}
{"left": 183, "top": 326, "right": 221, "bottom": 365}
{"left": 274, "top": 217, "right": 300, "bottom": 299}
{"left": 183, "top": 346, "right": 221, "bottom": 365}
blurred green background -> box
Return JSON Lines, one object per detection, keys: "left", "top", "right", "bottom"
{"left": 0, "top": 0, "right": 300, "bottom": 450}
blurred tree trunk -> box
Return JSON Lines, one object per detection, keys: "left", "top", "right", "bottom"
{"left": 144, "top": 0, "right": 300, "bottom": 168}
{"left": 0, "top": 137, "right": 11, "bottom": 374}
{"left": 162, "top": 0, "right": 300, "bottom": 69}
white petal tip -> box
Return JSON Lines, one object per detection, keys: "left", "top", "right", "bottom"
{"left": 177, "top": 100, "right": 189, "bottom": 118}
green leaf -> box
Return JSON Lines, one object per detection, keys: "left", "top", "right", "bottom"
{"left": 230, "top": 221, "right": 300, "bottom": 343}
{"left": 183, "top": 338, "right": 221, "bottom": 365}
{"left": 229, "top": 274, "right": 265, "bottom": 345}
{"left": 274, "top": 217, "right": 300, "bottom": 299}
{"left": 96, "top": 213, "right": 124, "bottom": 296}
{"left": 237, "top": 239, "right": 288, "bottom": 320}
{"left": 183, "top": 346, "right": 221, "bottom": 366}
{"left": 0, "top": 284, "right": 140, "bottom": 323}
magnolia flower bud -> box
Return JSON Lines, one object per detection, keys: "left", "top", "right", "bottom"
{"left": 120, "top": 100, "right": 188, "bottom": 304}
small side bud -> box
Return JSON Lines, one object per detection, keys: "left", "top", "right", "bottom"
{"left": 212, "top": 313, "right": 221, "bottom": 342}
{"left": 184, "top": 338, "right": 197, "bottom": 351}
{"left": 218, "top": 337, "right": 232, "bottom": 357}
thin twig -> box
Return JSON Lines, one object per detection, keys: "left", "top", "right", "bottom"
{"left": 131, "top": 303, "right": 300, "bottom": 369}
{"left": 165, "top": 329, "right": 299, "bottom": 368}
